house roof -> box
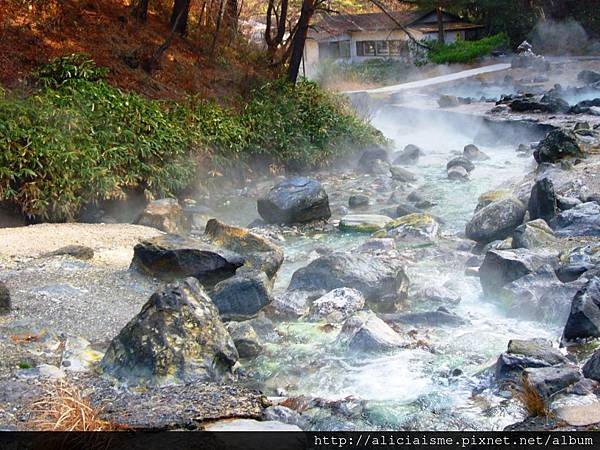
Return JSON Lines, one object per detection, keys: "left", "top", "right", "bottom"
{"left": 309, "top": 8, "right": 483, "bottom": 39}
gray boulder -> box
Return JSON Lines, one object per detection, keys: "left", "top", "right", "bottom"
{"left": 101, "top": 278, "right": 238, "bottom": 386}
{"left": 465, "top": 197, "right": 526, "bottom": 244}
{"left": 358, "top": 146, "right": 389, "bottom": 174}
{"left": 288, "top": 252, "right": 409, "bottom": 313}
{"left": 413, "top": 285, "right": 461, "bottom": 306}
{"left": 512, "top": 219, "right": 557, "bottom": 250}
{"left": 463, "top": 144, "right": 489, "bottom": 161}
{"left": 550, "top": 202, "right": 600, "bottom": 237}
{"left": 524, "top": 366, "right": 581, "bottom": 397}
{"left": 447, "top": 165, "right": 469, "bottom": 181}
{"left": 380, "top": 308, "right": 467, "bottom": 327}
{"left": 479, "top": 248, "right": 557, "bottom": 294}
{"left": 385, "top": 213, "right": 440, "bottom": 242}
{"left": 348, "top": 194, "right": 369, "bottom": 209}
{"left": 210, "top": 271, "right": 272, "bottom": 321}
{"left": 528, "top": 178, "right": 557, "bottom": 222}
{"left": 446, "top": 156, "right": 475, "bottom": 173}
{"left": 308, "top": 288, "right": 365, "bottom": 322}
{"left": 257, "top": 177, "right": 331, "bottom": 224}
{"left": 135, "top": 198, "right": 191, "bottom": 235}
{"left": 0, "top": 281, "right": 10, "bottom": 314}
{"left": 226, "top": 321, "right": 263, "bottom": 358}
{"left": 495, "top": 338, "right": 569, "bottom": 381}
{"left": 563, "top": 276, "right": 600, "bottom": 341}
{"left": 534, "top": 130, "right": 583, "bottom": 164}
{"left": 337, "top": 310, "right": 406, "bottom": 352}
{"left": 582, "top": 349, "right": 600, "bottom": 382}
{"left": 131, "top": 235, "right": 244, "bottom": 286}
{"left": 389, "top": 165, "right": 417, "bottom": 182}
{"left": 393, "top": 144, "right": 423, "bottom": 165}
{"left": 578, "top": 70, "right": 600, "bottom": 85}
{"left": 339, "top": 214, "right": 393, "bottom": 233}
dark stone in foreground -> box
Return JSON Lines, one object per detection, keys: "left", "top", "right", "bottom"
{"left": 524, "top": 366, "right": 581, "bottom": 397}
{"left": 583, "top": 349, "right": 600, "bottom": 382}
{"left": 131, "top": 235, "right": 244, "bottom": 286}
{"left": 210, "top": 271, "right": 272, "bottom": 320}
{"left": 0, "top": 281, "right": 10, "bottom": 314}
{"left": 528, "top": 178, "right": 557, "bottom": 222}
{"left": 563, "top": 276, "right": 600, "bottom": 341}
{"left": 534, "top": 129, "right": 583, "bottom": 164}
{"left": 495, "top": 338, "right": 569, "bottom": 381}
{"left": 101, "top": 278, "right": 238, "bottom": 386}
{"left": 257, "top": 177, "right": 331, "bottom": 224}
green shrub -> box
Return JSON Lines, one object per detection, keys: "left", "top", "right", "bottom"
{"left": 34, "top": 53, "right": 110, "bottom": 88}
{"left": 0, "top": 59, "right": 383, "bottom": 221}
{"left": 242, "top": 79, "right": 385, "bottom": 167}
{"left": 428, "top": 33, "right": 509, "bottom": 64}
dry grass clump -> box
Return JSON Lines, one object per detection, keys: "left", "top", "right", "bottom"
{"left": 29, "top": 381, "right": 123, "bottom": 431}
{"left": 513, "top": 376, "right": 552, "bottom": 418}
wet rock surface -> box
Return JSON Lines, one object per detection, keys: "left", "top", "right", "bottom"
{"left": 135, "top": 198, "right": 191, "bottom": 235}
{"left": 337, "top": 310, "right": 407, "bottom": 352}
{"left": 563, "top": 276, "right": 600, "bottom": 341}
{"left": 465, "top": 197, "right": 526, "bottom": 244}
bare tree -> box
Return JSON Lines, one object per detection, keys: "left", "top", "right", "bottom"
{"left": 288, "top": 0, "right": 322, "bottom": 83}
{"left": 170, "top": 0, "right": 192, "bottom": 35}
{"left": 265, "top": 0, "right": 289, "bottom": 61}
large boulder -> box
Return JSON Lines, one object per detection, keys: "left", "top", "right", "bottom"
{"left": 465, "top": 197, "right": 526, "bottom": 244}
{"left": 393, "top": 144, "right": 423, "bottom": 165}
{"left": 337, "top": 310, "right": 406, "bottom": 352}
{"left": 512, "top": 219, "right": 557, "bottom": 250}
{"left": 534, "top": 130, "right": 583, "bottom": 164}
{"left": 446, "top": 156, "right": 474, "bottom": 173}
{"left": 528, "top": 178, "right": 558, "bottom": 222}
{"left": 447, "top": 165, "right": 469, "bottom": 181}
{"left": 475, "top": 190, "right": 510, "bottom": 212}
{"left": 257, "top": 177, "right": 331, "bottom": 224}
{"left": 495, "top": 338, "right": 569, "bottom": 381}
{"left": 307, "top": 288, "right": 365, "bottom": 322}
{"left": 550, "top": 202, "right": 600, "bottom": 237}
{"left": 131, "top": 235, "right": 244, "bottom": 286}
{"left": 339, "top": 214, "right": 393, "bottom": 233}
{"left": 389, "top": 165, "right": 417, "bottom": 182}
{"left": 101, "top": 278, "right": 238, "bottom": 386}
{"left": 582, "top": 349, "right": 600, "bottom": 382}
{"left": 226, "top": 321, "right": 263, "bottom": 358}
{"left": 0, "top": 281, "right": 10, "bottom": 315}
{"left": 463, "top": 144, "right": 489, "bottom": 161}
{"left": 578, "top": 70, "right": 600, "bottom": 85}
{"left": 385, "top": 213, "right": 440, "bottom": 242}
{"left": 135, "top": 198, "right": 191, "bottom": 235}
{"left": 210, "top": 271, "right": 272, "bottom": 321}
{"left": 556, "top": 244, "right": 600, "bottom": 282}
{"left": 288, "top": 251, "right": 409, "bottom": 313}
{"left": 479, "top": 248, "right": 557, "bottom": 294}
{"left": 524, "top": 366, "right": 581, "bottom": 397}
{"left": 358, "top": 146, "right": 389, "bottom": 174}
{"left": 204, "top": 219, "right": 283, "bottom": 279}
{"left": 380, "top": 308, "right": 467, "bottom": 327}
{"left": 563, "top": 276, "right": 600, "bottom": 341}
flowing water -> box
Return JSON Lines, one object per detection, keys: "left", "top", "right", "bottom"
{"left": 215, "top": 104, "right": 560, "bottom": 430}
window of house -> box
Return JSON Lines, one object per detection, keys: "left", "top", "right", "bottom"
{"left": 376, "top": 40, "right": 389, "bottom": 56}
{"left": 319, "top": 41, "right": 351, "bottom": 60}
{"left": 339, "top": 41, "right": 351, "bottom": 58}
{"left": 356, "top": 41, "right": 376, "bottom": 56}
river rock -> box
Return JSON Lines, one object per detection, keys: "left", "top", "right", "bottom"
{"left": 257, "top": 177, "right": 331, "bottom": 224}
{"left": 557, "top": 196, "right": 582, "bottom": 211}
{"left": 413, "top": 285, "right": 461, "bottom": 306}
{"left": 524, "top": 366, "right": 581, "bottom": 397}
{"left": 0, "top": 281, "right": 10, "bottom": 314}
{"left": 131, "top": 235, "right": 244, "bottom": 286}
{"left": 339, "top": 214, "right": 393, "bottom": 233}
{"left": 447, "top": 165, "right": 469, "bottom": 181}
{"left": 389, "top": 165, "right": 417, "bottom": 182}
{"left": 528, "top": 178, "right": 558, "bottom": 222}
{"left": 385, "top": 213, "right": 440, "bottom": 242}
{"left": 101, "top": 278, "right": 238, "bottom": 386}
{"left": 348, "top": 194, "right": 369, "bottom": 209}
{"left": 475, "top": 190, "right": 510, "bottom": 212}
{"left": 393, "top": 144, "right": 423, "bottom": 165}
{"left": 556, "top": 244, "right": 600, "bottom": 282}
{"left": 358, "top": 146, "right": 389, "bottom": 174}
{"left": 308, "top": 288, "right": 365, "bottom": 322}
{"left": 337, "top": 310, "right": 406, "bottom": 352}
{"left": 135, "top": 198, "right": 191, "bottom": 235}
{"left": 578, "top": 70, "right": 600, "bottom": 85}
{"left": 204, "top": 219, "right": 283, "bottom": 279}
{"left": 380, "top": 308, "right": 467, "bottom": 327}
{"left": 45, "top": 245, "right": 95, "bottom": 260}
{"left": 534, "top": 129, "right": 583, "bottom": 164}
{"left": 463, "top": 144, "right": 489, "bottom": 161}
{"left": 210, "top": 271, "right": 272, "bottom": 320}
{"left": 393, "top": 202, "right": 422, "bottom": 218}
{"left": 226, "top": 321, "right": 263, "bottom": 358}
{"left": 550, "top": 202, "right": 600, "bottom": 237}
{"left": 563, "top": 276, "right": 600, "bottom": 341}
{"left": 288, "top": 252, "right": 409, "bottom": 313}
{"left": 512, "top": 219, "right": 557, "bottom": 250}
{"left": 268, "top": 290, "right": 323, "bottom": 319}
{"left": 465, "top": 196, "right": 526, "bottom": 244}
{"left": 263, "top": 406, "right": 307, "bottom": 429}
{"left": 479, "top": 248, "right": 557, "bottom": 294}
{"left": 495, "top": 338, "right": 569, "bottom": 381}
{"left": 446, "top": 156, "right": 474, "bottom": 173}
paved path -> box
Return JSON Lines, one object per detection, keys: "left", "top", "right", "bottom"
{"left": 345, "top": 63, "right": 511, "bottom": 95}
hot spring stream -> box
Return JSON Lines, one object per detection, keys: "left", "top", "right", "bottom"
{"left": 213, "top": 106, "right": 559, "bottom": 431}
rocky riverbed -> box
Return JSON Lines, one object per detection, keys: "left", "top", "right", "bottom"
{"left": 2, "top": 61, "right": 600, "bottom": 432}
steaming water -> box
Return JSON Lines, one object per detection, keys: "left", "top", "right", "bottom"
{"left": 217, "top": 107, "right": 560, "bottom": 430}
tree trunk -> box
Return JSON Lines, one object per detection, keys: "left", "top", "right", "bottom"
{"left": 131, "top": 0, "right": 149, "bottom": 22}
{"left": 436, "top": 6, "right": 445, "bottom": 44}
{"left": 265, "top": 0, "right": 289, "bottom": 62}
{"left": 287, "top": 0, "right": 315, "bottom": 84}
{"left": 210, "top": 0, "right": 226, "bottom": 57}
{"left": 224, "top": 0, "right": 238, "bottom": 37}
{"left": 170, "top": 0, "right": 192, "bottom": 35}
